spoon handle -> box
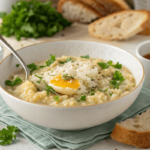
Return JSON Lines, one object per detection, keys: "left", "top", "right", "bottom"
{"left": 0, "top": 35, "right": 30, "bottom": 80}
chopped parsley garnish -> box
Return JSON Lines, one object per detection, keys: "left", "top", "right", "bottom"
{"left": 108, "top": 60, "right": 113, "bottom": 66}
{"left": 0, "top": 126, "right": 19, "bottom": 146}
{"left": 5, "top": 77, "right": 22, "bottom": 86}
{"left": 62, "top": 74, "right": 74, "bottom": 81}
{"left": 110, "top": 93, "right": 113, "bottom": 96}
{"left": 91, "top": 93, "right": 95, "bottom": 95}
{"left": 43, "top": 81, "right": 59, "bottom": 96}
{"left": 59, "top": 57, "right": 72, "bottom": 64}
{"left": 54, "top": 96, "right": 59, "bottom": 101}
{"left": 16, "top": 64, "right": 20, "bottom": 67}
{"left": 113, "top": 62, "right": 122, "bottom": 69}
{"left": 98, "top": 61, "right": 122, "bottom": 69}
{"left": 27, "top": 63, "right": 38, "bottom": 74}
{"left": 91, "top": 78, "right": 95, "bottom": 81}
{"left": 110, "top": 71, "right": 125, "bottom": 89}
{"left": 39, "top": 65, "right": 46, "bottom": 68}
{"left": 99, "top": 89, "right": 108, "bottom": 92}
{"left": 98, "top": 62, "right": 109, "bottom": 69}
{"left": 77, "top": 95, "right": 86, "bottom": 102}
{"left": 35, "top": 75, "right": 42, "bottom": 83}
{"left": 34, "top": 75, "right": 42, "bottom": 79}
{"left": 113, "top": 70, "right": 125, "bottom": 82}
{"left": 80, "top": 55, "right": 90, "bottom": 59}
{"left": 104, "top": 89, "right": 108, "bottom": 92}
{"left": 45, "top": 54, "right": 55, "bottom": 66}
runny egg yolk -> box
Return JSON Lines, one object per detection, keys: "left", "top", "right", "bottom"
{"left": 50, "top": 75, "right": 80, "bottom": 89}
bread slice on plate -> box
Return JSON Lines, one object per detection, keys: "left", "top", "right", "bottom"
{"left": 79, "top": 0, "right": 109, "bottom": 16}
{"left": 89, "top": 10, "right": 150, "bottom": 40}
{"left": 111, "top": 109, "right": 150, "bottom": 148}
{"left": 95, "top": 0, "right": 130, "bottom": 13}
{"left": 57, "top": 0, "right": 101, "bottom": 23}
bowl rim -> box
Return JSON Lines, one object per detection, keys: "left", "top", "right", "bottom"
{"left": 136, "top": 40, "right": 150, "bottom": 63}
{"left": 0, "top": 40, "right": 145, "bottom": 108}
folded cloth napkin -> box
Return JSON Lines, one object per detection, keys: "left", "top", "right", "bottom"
{"left": 0, "top": 87, "right": 150, "bottom": 150}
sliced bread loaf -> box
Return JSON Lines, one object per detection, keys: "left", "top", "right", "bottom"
{"left": 79, "top": 0, "right": 109, "bottom": 16}
{"left": 111, "top": 109, "right": 150, "bottom": 148}
{"left": 139, "top": 11, "right": 150, "bottom": 36}
{"left": 95, "top": 0, "right": 130, "bottom": 14}
{"left": 57, "top": 0, "right": 101, "bottom": 23}
{"left": 89, "top": 10, "right": 150, "bottom": 40}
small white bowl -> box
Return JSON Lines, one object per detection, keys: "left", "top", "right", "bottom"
{"left": 136, "top": 40, "right": 150, "bottom": 89}
{"left": 0, "top": 41, "right": 144, "bottom": 130}
{"left": 0, "top": 45, "right": 3, "bottom": 62}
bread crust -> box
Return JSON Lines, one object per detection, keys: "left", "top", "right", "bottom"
{"left": 79, "top": 0, "right": 109, "bottom": 16}
{"left": 89, "top": 10, "right": 150, "bottom": 41}
{"left": 57, "top": 0, "right": 101, "bottom": 18}
{"left": 111, "top": 124, "right": 150, "bottom": 148}
{"left": 139, "top": 11, "right": 150, "bottom": 36}
{"left": 95, "top": 0, "right": 130, "bottom": 14}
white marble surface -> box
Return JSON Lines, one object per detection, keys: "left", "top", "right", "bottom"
{"left": 0, "top": 23, "right": 150, "bottom": 150}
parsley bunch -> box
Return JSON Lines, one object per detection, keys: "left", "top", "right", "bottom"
{"left": 0, "top": 126, "right": 19, "bottom": 146}
{"left": 0, "top": 0, "right": 71, "bottom": 41}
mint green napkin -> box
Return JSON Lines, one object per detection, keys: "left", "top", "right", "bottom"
{"left": 0, "top": 88, "right": 150, "bottom": 150}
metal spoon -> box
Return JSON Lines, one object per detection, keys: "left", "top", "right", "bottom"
{"left": 0, "top": 35, "right": 30, "bottom": 80}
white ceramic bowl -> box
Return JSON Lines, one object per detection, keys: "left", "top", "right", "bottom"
{"left": 0, "top": 41, "right": 144, "bottom": 130}
{"left": 136, "top": 40, "right": 150, "bottom": 89}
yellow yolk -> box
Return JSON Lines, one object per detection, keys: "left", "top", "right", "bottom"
{"left": 50, "top": 75, "right": 80, "bottom": 89}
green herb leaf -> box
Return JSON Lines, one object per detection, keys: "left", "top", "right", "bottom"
{"left": 91, "top": 93, "right": 95, "bottom": 95}
{"left": 110, "top": 71, "right": 125, "bottom": 89}
{"left": 80, "top": 55, "right": 90, "bottom": 59}
{"left": 54, "top": 96, "right": 59, "bottom": 101}
{"left": 62, "top": 74, "right": 74, "bottom": 81}
{"left": 27, "top": 63, "right": 38, "bottom": 74}
{"left": 45, "top": 54, "right": 55, "bottom": 66}
{"left": 99, "top": 90, "right": 102, "bottom": 92}
{"left": 112, "top": 62, "right": 122, "bottom": 69}
{"left": 77, "top": 95, "right": 86, "bottom": 102}
{"left": 0, "top": 126, "right": 19, "bottom": 146}
{"left": 34, "top": 75, "right": 42, "bottom": 79}
{"left": 104, "top": 89, "right": 108, "bottom": 92}
{"left": 16, "top": 64, "right": 20, "bottom": 67}
{"left": 43, "top": 81, "right": 59, "bottom": 96}
{"left": 110, "top": 80, "right": 120, "bottom": 89}
{"left": 5, "top": 77, "right": 22, "bottom": 86}
{"left": 59, "top": 58, "right": 72, "bottom": 64}
{"left": 113, "top": 71, "right": 125, "bottom": 82}
{"left": 98, "top": 62, "right": 109, "bottom": 69}
{"left": 0, "top": 12, "right": 7, "bottom": 18}
{"left": 108, "top": 60, "right": 113, "bottom": 66}
{"left": 110, "top": 93, "right": 113, "bottom": 96}
{"left": 0, "top": 0, "right": 71, "bottom": 41}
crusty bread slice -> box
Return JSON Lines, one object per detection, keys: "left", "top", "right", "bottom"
{"left": 139, "top": 11, "right": 150, "bottom": 36}
{"left": 79, "top": 0, "right": 109, "bottom": 16}
{"left": 89, "top": 10, "right": 150, "bottom": 41}
{"left": 95, "top": 0, "right": 130, "bottom": 14}
{"left": 57, "top": 0, "right": 101, "bottom": 23}
{"left": 111, "top": 109, "right": 150, "bottom": 148}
